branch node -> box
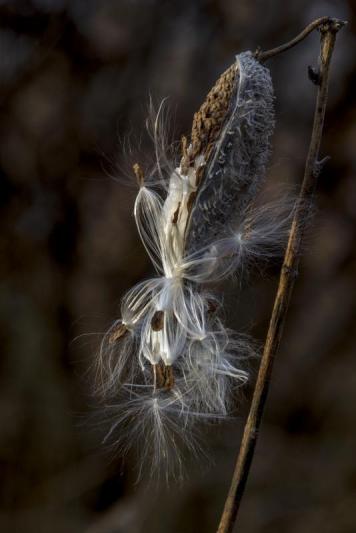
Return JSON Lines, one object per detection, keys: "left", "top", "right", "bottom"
{"left": 319, "top": 18, "right": 347, "bottom": 34}
{"left": 282, "top": 265, "right": 299, "bottom": 278}
{"left": 253, "top": 46, "right": 262, "bottom": 60}
{"left": 313, "top": 156, "right": 331, "bottom": 177}
{"left": 308, "top": 65, "right": 321, "bottom": 85}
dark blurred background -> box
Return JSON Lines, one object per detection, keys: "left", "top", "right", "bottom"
{"left": 0, "top": 1, "right": 355, "bottom": 532}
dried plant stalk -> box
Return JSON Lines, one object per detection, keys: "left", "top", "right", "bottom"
{"left": 217, "top": 17, "right": 346, "bottom": 533}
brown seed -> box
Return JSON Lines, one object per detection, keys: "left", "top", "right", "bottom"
{"left": 151, "top": 310, "right": 164, "bottom": 331}
{"left": 207, "top": 299, "right": 219, "bottom": 314}
{"left": 152, "top": 362, "right": 175, "bottom": 390}
{"left": 133, "top": 162, "right": 144, "bottom": 187}
{"left": 108, "top": 323, "right": 128, "bottom": 344}
{"left": 187, "top": 191, "right": 197, "bottom": 214}
{"left": 164, "top": 365, "right": 175, "bottom": 390}
{"left": 153, "top": 363, "right": 164, "bottom": 388}
{"left": 171, "top": 202, "right": 181, "bottom": 224}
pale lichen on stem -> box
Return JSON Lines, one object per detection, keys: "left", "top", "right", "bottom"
{"left": 217, "top": 17, "right": 346, "bottom": 533}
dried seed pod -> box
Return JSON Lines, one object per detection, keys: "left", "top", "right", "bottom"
{"left": 185, "top": 52, "right": 275, "bottom": 253}
{"left": 95, "top": 51, "right": 285, "bottom": 480}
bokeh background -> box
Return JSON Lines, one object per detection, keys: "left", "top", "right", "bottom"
{"left": 0, "top": 1, "right": 355, "bottom": 532}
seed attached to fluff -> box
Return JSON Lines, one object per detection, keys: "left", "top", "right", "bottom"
{"left": 153, "top": 362, "right": 175, "bottom": 391}
{"left": 151, "top": 310, "right": 164, "bottom": 331}
{"left": 133, "top": 162, "right": 144, "bottom": 187}
{"left": 108, "top": 323, "right": 129, "bottom": 344}
{"left": 171, "top": 202, "right": 181, "bottom": 224}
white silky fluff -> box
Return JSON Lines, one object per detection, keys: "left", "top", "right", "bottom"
{"left": 95, "top": 52, "right": 289, "bottom": 479}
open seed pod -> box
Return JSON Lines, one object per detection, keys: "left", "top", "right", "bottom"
{"left": 96, "top": 51, "right": 278, "bottom": 478}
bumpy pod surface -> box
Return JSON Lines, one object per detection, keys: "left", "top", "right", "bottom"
{"left": 185, "top": 51, "right": 275, "bottom": 252}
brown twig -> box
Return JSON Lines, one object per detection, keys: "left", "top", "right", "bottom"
{"left": 217, "top": 17, "right": 346, "bottom": 533}
{"left": 255, "top": 16, "right": 329, "bottom": 61}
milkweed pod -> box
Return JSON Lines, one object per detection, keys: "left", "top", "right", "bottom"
{"left": 185, "top": 51, "right": 275, "bottom": 253}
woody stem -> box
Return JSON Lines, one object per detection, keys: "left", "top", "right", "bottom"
{"left": 217, "top": 17, "right": 346, "bottom": 533}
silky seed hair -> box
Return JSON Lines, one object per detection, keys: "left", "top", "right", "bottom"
{"left": 95, "top": 51, "right": 287, "bottom": 480}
